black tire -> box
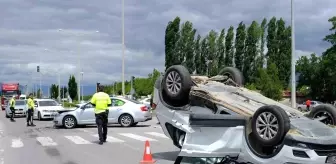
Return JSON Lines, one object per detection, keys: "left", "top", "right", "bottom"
{"left": 119, "top": 114, "right": 134, "bottom": 127}
{"left": 309, "top": 104, "right": 336, "bottom": 125}
{"left": 218, "top": 67, "right": 244, "bottom": 86}
{"left": 5, "top": 113, "right": 9, "bottom": 118}
{"left": 131, "top": 122, "right": 138, "bottom": 127}
{"left": 38, "top": 111, "right": 42, "bottom": 121}
{"left": 62, "top": 115, "right": 77, "bottom": 129}
{"left": 297, "top": 107, "right": 302, "bottom": 112}
{"left": 251, "top": 105, "right": 290, "bottom": 147}
{"left": 163, "top": 65, "right": 193, "bottom": 101}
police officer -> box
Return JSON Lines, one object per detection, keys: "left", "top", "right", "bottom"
{"left": 90, "top": 85, "right": 111, "bottom": 145}
{"left": 27, "top": 93, "right": 36, "bottom": 126}
{"left": 9, "top": 95, "right": 16, "bottom": 121}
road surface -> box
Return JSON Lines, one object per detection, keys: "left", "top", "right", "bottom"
{"left": 0, "top": 112, "right": 182, "bottom": 164}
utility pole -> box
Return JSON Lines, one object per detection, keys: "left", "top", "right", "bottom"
{"left": 121, "top": 0, "right": 125, "bottom": 96}
{"left": 58, "top": 73, "right": 61, "bottom": 103}
{"left": 81, "top": 71, "right": 84, "bottom": 101}
{"left": 291, "top": 0, "right": 296, "bottom": 108}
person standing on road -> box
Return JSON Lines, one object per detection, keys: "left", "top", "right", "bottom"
{"left": 90, "top": 85, "right": 111, "bottom": 145}
{"left": 306, "top": 99, "right": 311, "bottom": 111}
{"left": 27, "top": 93, "right": 36, "bottom": 126}
{"left": 9, "top": 95, "right": 16, "bottom": 121}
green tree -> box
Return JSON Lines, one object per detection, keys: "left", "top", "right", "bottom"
{"left": 207, "top": 30, "right": 218, "bottom": 76}
{"left": 244, "top": 21, "right": 261, "bottom": 83}
{"left": 194, "top": 34, "right": 202, "bottom": 74}
{"left": 199, "top": 38, "right": 208, "bottom": 75}
{"left": 234, "top": 22, "right": 246, "bottom": 71}
{"left": 216, "top": 29, "right": 225, "bottom": 70}
{"left": 258, "top": 18, "right": 267, "bottom": 68}
{"left": 256, "top": 63, "right": 283, "bottom": 100}
{"left": 178, "top": 21, "right": 196, "bottom": 73}
{"left": 60, "top": 87, "right": 68, "bottom": 99}
{"left": 68, "top": 75, "right": 78, "bottom": 100}
{"left": 224, "top": 26, "right": 234, "bottom": 67}
{"left": 266, "top": 17, "right": 277, "bottom": 67}
{"left": 49, "top": 84, "right": 59, "bottom": 99}
{"left": 164, "top": 17, "right": 181, "bottom": 69}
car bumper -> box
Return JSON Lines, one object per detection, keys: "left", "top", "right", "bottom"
{"left": 40, "top": 112, "right": 58, "bottom": 119}
{"left": 7, "top": 110, "right": 26, "bottom": 116}
{"left": 134, "top": 111, "right": 152, "bottom": 122}
{"left": 53, "top": 115, "right": 64, "bottom": 126}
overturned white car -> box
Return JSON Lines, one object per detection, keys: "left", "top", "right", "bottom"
{"left": 153, "top": 65, "right": 336, "bottom": 164}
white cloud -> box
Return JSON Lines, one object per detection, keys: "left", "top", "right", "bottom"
{"left": 0, "top": 0, "right": 334, "bottom": 88}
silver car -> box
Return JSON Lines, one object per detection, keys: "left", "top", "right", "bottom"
{"left": 53, "top": 97, "right": 152, "bottom": 128}
{"left": 297, "top": 100, "right": 323, "bottom": 112}
{"left": 5, "top": 100, "right": 28, "bottom": 118}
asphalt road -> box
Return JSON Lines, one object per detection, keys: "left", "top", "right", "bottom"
{"left": 0, "top": 112, "right": 182, "bottom": 164}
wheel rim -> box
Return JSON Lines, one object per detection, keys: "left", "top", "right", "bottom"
{"left": 166, "top": 71, "right": 182, "bottom": 95}
{"left": 223, "top": 72, "right": 234, "bottom": 81}
{"left": 64, "top": 117, "right": 75, "bottom": 128}
{"left": 313, "top": 111, "right": 334, "bottom": 125}
{"left": 178, "top": 134, "right": 185, "bottom": 146}
{"left": 256, "top": 112, "right": 279, "bottom": 140}
{"left": 121, "top": 115, "right": 132, "bottom": 126}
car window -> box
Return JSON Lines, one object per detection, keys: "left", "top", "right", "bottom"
{"left": 15, "top": 101, "right": 26, "bottom": 105}
{"left": 84, "top": 103, "right": 93, "bottom": 108}
{"left": 311, "top": 102, "right": 316, "bottom": 105}
{"left": 38, "top": 100, "right": 58, "bottom": 106}
{"left": 145, "top": 99, "right": 150, "bottom": 102}
{"left": 111, "top": 99, "right": 125, "bottom": 106}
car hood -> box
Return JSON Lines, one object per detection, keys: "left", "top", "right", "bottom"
{"left": 287, "top": 117, "right": 336, "bottom": 144}
{"left": 15, "top": 105, "right": 27, "bottom": 109}
{"left": 38, "top": 106, "right": 64, "bottom": 111}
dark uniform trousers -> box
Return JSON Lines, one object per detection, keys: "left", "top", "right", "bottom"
{"left": 27, "top": 108, "right": 34, "bottom": 124}
{"left": 10, "top": 107, "right": 15, "bottom": 120}
{"left": 95, "top": 110, "right": 108, "bottom": 141}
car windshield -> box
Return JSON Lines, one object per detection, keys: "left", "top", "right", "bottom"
{"left": 39, "top": 100, "right": 58, "bottom": 106}
{"left": 15, "top": 101, "right": 26, "bottom": 105}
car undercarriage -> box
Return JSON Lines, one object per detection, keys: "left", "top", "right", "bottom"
{"left": 153, "top": 65, "right": 336, "bottom": 164}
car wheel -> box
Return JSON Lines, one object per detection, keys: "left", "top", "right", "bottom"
{"left": 62, "top": 115, "right": 77, "bottom": 129}
{"left": 5, "top": 113, "right": 9, "bottom": 118}
{"left": 38, "top": 112, "right": 42, "bottom": 121}
{"left": 218, "top": 67, "right": 244, "bottom": 86}
{"left": 119, "top": 114, "right": 134, "bottom": 127}
{"left": 309, "top": 104, "right": 336, "bottom": 125}
{"left": 163, "top": 65, "right": 193, "bottom": 101}
{"left": 298, "top": 107, "right": 302, "bottom": 111}
{"left": 251, "top": 105, "right": 290, "bottom": 147}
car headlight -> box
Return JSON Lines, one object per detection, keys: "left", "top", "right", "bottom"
{"left": 296, "top": 143, "right": 309, "bottom": 149}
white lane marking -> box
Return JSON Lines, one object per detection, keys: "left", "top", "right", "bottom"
{"left": 36, "top": 137, "right": 58, "bottom": 146}
{"left": 145, "top": 132, "right": 169, "bottom": 139}
{"left": 64, "top": 136, "right": 92, "bottom": 144}
{"left": 119, "top": 133, "right": 157, "bottom": 141}
{"left": 92, "top": 134, "right": 125, "bottom": 143}
{"left": 11, "top": 138, "right": 24, "bottom": 148}
{"left": 77, "top": 129, "right": 93, "bottom": 133}
{"left": 0, "top": 149, "right": 4, "bottom": 164}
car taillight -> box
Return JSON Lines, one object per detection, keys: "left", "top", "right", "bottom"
{"left": 140, "top": 106, "right": 148, "bottom": 111}
{"left": 151, "top": 103, "right": 157, "bottom": 110}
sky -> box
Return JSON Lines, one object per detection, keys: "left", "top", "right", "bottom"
{"left": 0, "top": 0, "right": 335, "bottom": 94}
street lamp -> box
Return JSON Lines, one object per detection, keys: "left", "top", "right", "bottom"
{"left": 291, "top": 0, "right": 296, "bottom": 108}
{"left": 80, "top": 71, "right": 84, "bottom": 102}
{"left": 77, "top": 30, "right": 99, "bottom": 102}
{"left": 121, "top": 0, "right": 125, "bottom": 96}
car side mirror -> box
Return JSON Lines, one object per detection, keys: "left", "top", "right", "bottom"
{"left": 80, "top": 106, "right": 85, "bottom": 109}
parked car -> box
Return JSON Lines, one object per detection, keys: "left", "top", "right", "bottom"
{"left": 153, "top": 65, "right": 336, "bottom": 164}
{"left": 297, "top": 100, "right": 323, "bottom": 112}
{"left": 5, "top": 99, "right": 27, "bottom": 118}
{"left": 139, "top": 97, "right": 151, "bottom": 109}
{"left": 53, "top": 96, "right": 152, "bottom": 129}
{"left": 33, "top": 99, "right": 64, "bottom": 120}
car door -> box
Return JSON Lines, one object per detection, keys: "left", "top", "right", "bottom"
{"left": 77, "top": 103, "right": 95, "bottom": 124}
{"left": 33, "top": 101, "right": 39, "bottom": 118}
{"left": 108, "top": 98, "right": 125, "bottom": 123}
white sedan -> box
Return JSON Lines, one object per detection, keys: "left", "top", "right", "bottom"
{"left": 53, "top": 97, "right": 152, "bottom": 128}
{"left": 33, "top": 99, "right": 64, "bottom": 120}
